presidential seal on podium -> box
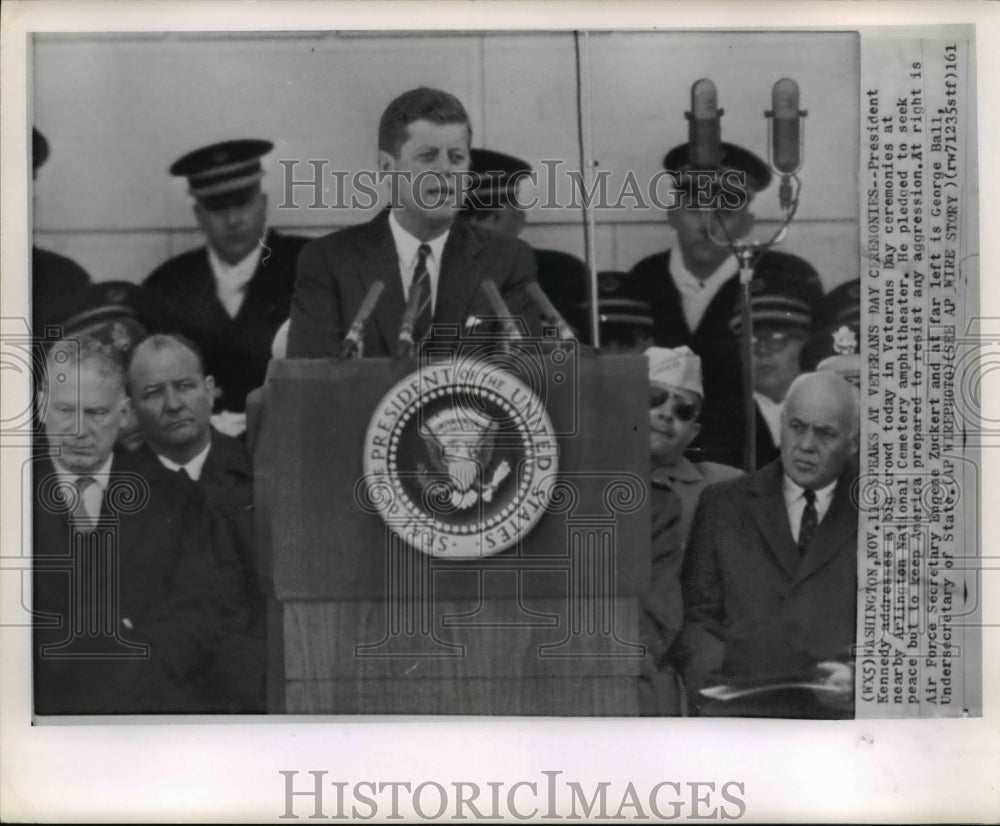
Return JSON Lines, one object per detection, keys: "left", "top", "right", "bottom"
{"left": 362, "top": 357, "right": 559, "bottom": 558}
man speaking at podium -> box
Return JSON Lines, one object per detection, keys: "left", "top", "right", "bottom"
{"left": 287, "top": 87, "right": 542, "bottom": 358}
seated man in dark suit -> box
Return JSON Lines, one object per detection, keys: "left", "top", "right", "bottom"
{"left": 126, "top": 333, "right": 264, "bottom": 713}
{"left": 287, "top": 87, "right": 542, "bottom": 358}
{"left": 142, "top": 139, "right": 309, "bottom": 426}
{"left": 672, "top": 371, "right": 860, "bottom": 718}
{"left": 33, "top": 337, "right": 234, "bottom": 714}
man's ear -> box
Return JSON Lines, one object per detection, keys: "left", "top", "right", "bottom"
{"left": 118, "top": 393, "right": 133, "bottom": 427}
{"left": 193, "top": 201, "right": 208, "bottom": 230}
{"left": 204, "top": 374, "right": 216, "bottom": 396}
{"left": 377, "top": 150, "right": 395, "bottom": 172}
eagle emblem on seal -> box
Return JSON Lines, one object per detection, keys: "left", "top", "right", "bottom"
{"left": 417, "top": 406, "right": 511, "bottom": 510}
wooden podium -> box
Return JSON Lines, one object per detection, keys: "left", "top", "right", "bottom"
{"left": 254, "top": 346, "right": 650, "bottom": 715}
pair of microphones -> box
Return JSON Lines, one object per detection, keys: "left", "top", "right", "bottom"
{"left": 687, "top": 77, "right": 805, "bottom": 208}
{"left": 340, "top": 278, "right": 574, "bottom": 359}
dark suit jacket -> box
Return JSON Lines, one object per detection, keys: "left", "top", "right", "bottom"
{"left": 626, "top": 250, "right": 742, "bottom": 402}
{"left": 286, "top": 210, "right": 542, "bottom": 358}
{"left": 139, "top": 430, "right": 265, "bottom": 712}
{"left": 692, "top": 397, "right": 780, "bottom": 471}
{"left": 198, "top": 429, "right": 258, "bottom": 605}
{"left": 33, "top": 448, "right": 230, "bottom": 714}
{"left": 672, "top": 459, "right": 858, "bottom": 706}
{"left": 142, "top": 229, "right": 308, "bottom": 411}
{"left": 639, "top": 484, "right": 685, "bottom": 716}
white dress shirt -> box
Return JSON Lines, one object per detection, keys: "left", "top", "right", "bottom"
{"left": 208, "top": 238, "right": 265, "bottom": 318}
{"left": 52, "top": 454, "right": 114, "bottom": 523}
{"left": 669, "top": 250, "right": 737, "bottom": 332}
{"left": 783, "top": 475, "right": 837, "bottom": 543}
{"left": 753, "top": 392, "right": 785, "bottom": 447}
{"left": 388, "top": 211, "right": 449, "bottom": 312}
{"left": 155, "top": 439, "right": 212, "bottom": 481}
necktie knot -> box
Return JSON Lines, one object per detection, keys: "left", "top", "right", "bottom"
{"left": 803, "top": 489, "right": 816, "bottom": 505}
{"left": 72, "top": 476, "right": 99, "bottom": 530}
{"left": 417, "top": 243, "right": 431, "bottom": 265}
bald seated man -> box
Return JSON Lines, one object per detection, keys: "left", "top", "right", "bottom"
{"left": 126, "top": 333, "right": 264, "bottom": 712}
{"left": 672, "top": 371, "right": 860, "bottom": 718}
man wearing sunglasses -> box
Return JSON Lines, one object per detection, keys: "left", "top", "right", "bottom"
{"left": 694, "top": 250, "right": 825, "bottom": 470}
{"left": 647, "top": 346, "right": 742, "bottom": 547}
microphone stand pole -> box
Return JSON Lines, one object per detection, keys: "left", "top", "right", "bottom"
{"left": 735, "top": 247, "right": 759, "bottom": 473}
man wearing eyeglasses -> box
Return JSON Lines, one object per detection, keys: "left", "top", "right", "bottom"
{"left": 694, "top": 250, "right": 825, "bottom": 469}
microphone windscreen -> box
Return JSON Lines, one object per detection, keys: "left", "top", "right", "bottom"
{"left": 689, "top": 79, "right": 721, "bottom": 169}
{"left": 771, "top": 78, "right": 801, "bottom": 174}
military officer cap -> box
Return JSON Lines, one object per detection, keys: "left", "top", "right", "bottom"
{"left": 39, "top": 281, "right": 149, "bottom": 358}
{"left": 465, "top": 148, "right": 532, "bottom": 211}
{"left": 32, "top": 127, "right": 50, "bottom": 172}
{"left": 663, "top": 140, "right": 772, "bottom": 195}
{"left": 169, "top": 138, "right": 273, "bottom": 210}
{"left": 802, "top": 278, "right": 861, "bottom": 373}
{"left": 816, "top": 278, "right": 861, "bottom": 330}
{"left": 728, "top": 250, "right": 824, "bottom": 336}
{"left": 571, "top": 271, "right": 655, "bottom": 349}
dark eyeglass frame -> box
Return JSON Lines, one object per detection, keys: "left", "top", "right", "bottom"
{"left": 648, "top": 387, "right": 700, "bottom": 422}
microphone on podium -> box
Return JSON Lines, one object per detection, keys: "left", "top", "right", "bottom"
{"left": 341, "top": 280, "right": 385, "bottom": 359}
{"left": 396, "top": 276, "right": 425, "bottom": 358}
{"left": 687, "top": 79, "right": 722, "bottom": 170}
{"left": 526, "top": 282, "right": 575, "bottom": 340}
{"left": 480, "top": 280, "right": 524, "bottom": 340}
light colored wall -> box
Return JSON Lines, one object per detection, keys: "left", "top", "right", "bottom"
{"left": 32, "top": 30, "right": 858, "bottom": 288}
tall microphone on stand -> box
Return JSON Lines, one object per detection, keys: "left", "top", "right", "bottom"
{"left": 341, "top": 280, "right": 385, "bottom": 359}
{"left": 396, "top": 277, "right": 426, "bottom": 358}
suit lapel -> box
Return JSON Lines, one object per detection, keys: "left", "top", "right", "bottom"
{"left": 747, "top": 461, "right": 800, "bottom": 578}
{"left": 795, "top": 474, "right": 857, "bottom": 583}
{"left": 355, "top": 211, "right": 405, "bottom": 353}
{"left": 435, "top": 221, "right": 484, "bottom": 326}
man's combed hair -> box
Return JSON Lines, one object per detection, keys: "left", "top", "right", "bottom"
{"left": 378, "top": 87, "right": 472, "bottom": 157}
{"left": 125, "top": 332, "right": 207, "bottom": 379}
{"left": 45, "top": 336, "right": 125, "bottom": 389}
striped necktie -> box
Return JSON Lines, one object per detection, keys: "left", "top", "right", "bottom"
{"left": 412, "top": 243, "right": 433, "bottom": 342}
